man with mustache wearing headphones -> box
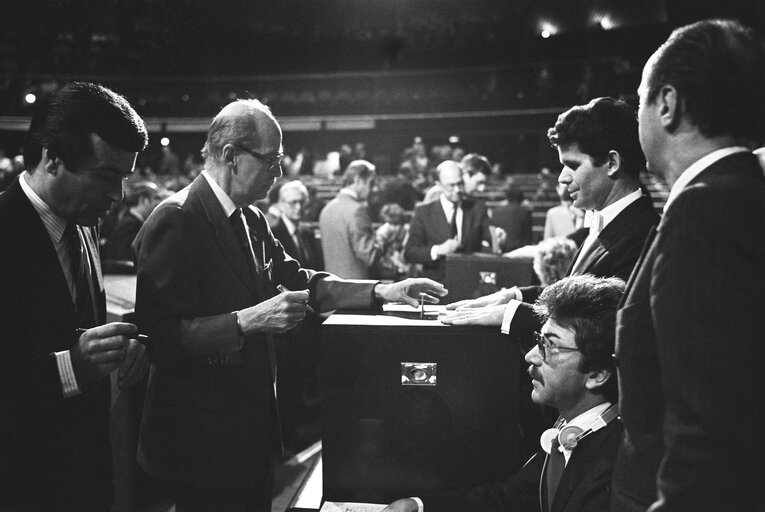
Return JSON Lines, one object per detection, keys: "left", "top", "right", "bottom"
{"left": 384, "top": 274, "right": 624, "bottom": 512}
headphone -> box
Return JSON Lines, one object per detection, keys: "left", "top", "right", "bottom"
{"left": 540, "top": 404, "right": 619, "bottom": 454}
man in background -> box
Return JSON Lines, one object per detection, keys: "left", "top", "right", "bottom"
{"left": 103, "top": 180, "right": 168, "bottom": 262}
{"left": 460, "top": 152, "right": 491, "bottom": 197}
{"left": 613, "top": 19, "right": 765, "bottom": 512}
{"left": 405, "top": 159, "right": 493, "bottom": 282}
{"left": 271, "top": 179, "right": 320, "bottom": 269}
{"left": 384, "top": 275, "right": 624, "bottom": 512}
{"left": 0, "top": 81, "right": 148, "bottom": 510}
{"left": 319, "top": 160, "right": 382, "bottom": 279}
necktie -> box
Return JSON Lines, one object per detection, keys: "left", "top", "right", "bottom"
{"left": 230, "top": 209, "right": 258, "bottom": 273}
{"left": 545, "top": 433, "right": 566, "bottom": 510}
{"left": 64, "top": 223, "right": 95, "bottom": 327}
{"left": 450, "top": 206, "right": 458, "bottom": 238}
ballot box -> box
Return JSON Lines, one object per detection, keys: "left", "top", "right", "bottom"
{"left": 320, "top": 306, "right": 523, "bottom": 504}
{"left": 443, "top": 253, "right": 536, "bottom": 303}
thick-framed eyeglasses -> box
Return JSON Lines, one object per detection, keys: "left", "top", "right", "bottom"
{"left": 234, "top": 144, "right": 284, "bottom": 170}
{"left": 522, "top": 331, "right": 582, "bottom": 361}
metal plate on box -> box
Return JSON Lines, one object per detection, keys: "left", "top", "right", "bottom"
{"left": 479, "top": 271, "right": 497, "bottom": 285}
{"left": 401, "top": 362, "right": 437, "bottom": 386}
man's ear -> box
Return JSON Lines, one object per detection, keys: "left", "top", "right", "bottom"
{"left": 606, "top": 150, "right": 622, "bottom": 179}
{"left": 585, "top": 368, "right": 612, "bottom": 392}
{"left": 43, "top": 149, "right": 61, "bottom": 176}
{"left": 657, "top": 84, "right": 682, "bottom": 133}
{"left": 221, "top": 144, "right": 237, "bottom": 170}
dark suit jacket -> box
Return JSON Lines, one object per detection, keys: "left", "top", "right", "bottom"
{"left": 133, "top": 175, "right": 378, "bottom": 488}
{"left": 103, "top": 210, "right": 143, "bottom": 262}
{"left": 613, "top": 152, "right": 765, "bottom": 512}
{"left": 270, "top": 216, "right": 319, "bottom": 270}
{"left": 0, "top": 177, "right": 111, "bottom": 509}
{"left": 506, "top": 195, "right": 660, "bottom": 348}
{"left": 404, "top": 198, "right": 492, "bottom": 282}
{"left": 423, "top": 420, "right": 622, "bottom": 512}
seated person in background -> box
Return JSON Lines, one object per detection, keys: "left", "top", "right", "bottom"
{"left": 490, "top": 185, "right": 533, "bottom": 252}
{"left": 404, "top": 160, "right": 493, "bottom": 282}
{"left": 440, "top": 97, "right": 658, "bottom": 335}
{"left": 372, "top": 162, "right": 421, "bottom": 221}
{"left": 384, "top": 274, "right": 625, "bottom": 512}
{"left": 533, "top": 237, "right": 578, "bottom": 287}
{"left": 375, "top": 203, "right": 410, "bottom": 280}
{"left": 544, "top": 183, "right": 584, "bottom": 241}
{"left": 103, "top": 180, "right": 168, "bottom": 262}
{"left": 460, "top": 153, "right": 491, "bottom": 197}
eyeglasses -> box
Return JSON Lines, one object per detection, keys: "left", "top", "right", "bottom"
{"left": 523, "top": 331, "right": 582, "bottom": 361}
{"left": 234, "top": 144, "right": 284, "bottom": 170}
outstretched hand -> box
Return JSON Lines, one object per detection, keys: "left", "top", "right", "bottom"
{"left": 374, "top": 278, "right": 448, "bottom": 308}
{"left": 445, "top": 287, "right": 519, "bottom": 310}
{"left": 439, "top": 303, "right": 506, "bottom": 326}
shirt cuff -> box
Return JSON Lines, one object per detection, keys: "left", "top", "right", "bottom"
{"left": 430, "top": 246, "right": 439, "bottom": 261}
{"left": 501, "top": 299, "right": 523, "bottom": 335}
{"left": 411, "top": 497, "right": 424, "bottom": 512}
{"left": 55, "top": 350, "right": 82, "bottom": 398}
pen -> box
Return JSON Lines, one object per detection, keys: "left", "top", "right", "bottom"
{"left": 75, "top": 328, "right": 148, "bottom": 345}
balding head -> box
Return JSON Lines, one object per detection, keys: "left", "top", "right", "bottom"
{"left": 201, "top": 99, "right": 281, "bottom": 165}
{"left": 202, "top": 98, "right": 284, "bottom": 206}
{"left": 437, "top": 160, "right": 465, "bottom": 204}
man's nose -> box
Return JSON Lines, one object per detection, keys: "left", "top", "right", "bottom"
{"left": 558, "top": 168, "right": 572, "bottom": 184}
{"left": 525, "top": 345, "right": 542, "bottom": 364}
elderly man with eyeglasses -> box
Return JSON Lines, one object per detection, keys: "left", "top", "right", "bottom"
{"left": 132, "top": 99, "right": 447, "bottom": 511}
{"left": 384, "top": 274, "right": 624, "bottom": 512}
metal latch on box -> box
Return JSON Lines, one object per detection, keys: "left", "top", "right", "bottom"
{"left": 401, "top": 362, "right": 437, "bottom": 386}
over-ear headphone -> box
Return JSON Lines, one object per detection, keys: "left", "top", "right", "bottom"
{"left": 540, "top": 404, "right": 619, "bottom": 454}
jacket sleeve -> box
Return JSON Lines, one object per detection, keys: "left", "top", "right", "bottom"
{"left": 404, "top": 206, "right": 437, "bottom": 265}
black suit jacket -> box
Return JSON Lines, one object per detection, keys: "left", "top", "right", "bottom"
{"left": 0, "top": 177, "right": 111, "bottom": 509}
{"left": 423, "top": 420, "right": 622, "bottom": 512}
{"left": 404, "top": 198, "right": 492, "bottom": 282}
{"left": 613, "top": 152, "right": 765, "bottom": 512}
{"left": 507, "top": 195, "right": 660, "bottom": 347}
{"left": 103, "top": 210, "right": 143, "bottom": 262}
{"left": 133, "top": 175, "right": 378, "bottom": 488}
{"left": 270, "top": 216, "right": 319, "bottom": 270}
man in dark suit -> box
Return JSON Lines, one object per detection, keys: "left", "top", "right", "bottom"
{"left": 103, "top": 181, "right": 167, "bottom": 263}
{"left": 132, "top": 99, "right": 446, "bottom": 511}
{"left": 441, "top": 97, "right": 658, "bottom": 341}
{"left": 384, "top": 275, "right": 625, "bottom": 512}
{"left": 404, "top": 159, "right": 493, "bottom": 282}
{"left": 490, "top": 185, "right": 533, "bottom": 252}
{"left": 0, "top": 82, "right": 149, "bottom": 510}
{"left": 270, "top": 179, "right": 320, "bottom": 270}
{"left": 612, "top": 20, "right": 765, "bottom": 512}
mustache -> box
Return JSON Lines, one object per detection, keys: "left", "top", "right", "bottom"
{"left": 528, "top": 366, "right": 543, "bottom": 383}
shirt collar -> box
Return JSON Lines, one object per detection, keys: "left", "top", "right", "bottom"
{"left": 339, "top": 187, "right": 359, "bottom": 200}
{"left": 664, "top": 146, "right": 749, "bottom": 212}
{"left": 586, "top": 188, "right": 642, "bottom": 230}
{"left": 281, "top": 214, "right": 298, "bottom": 235}
{"left": 202, "top": 169, "right": 238, "bottom": 218}
{"left": 562, "top": 402, "right": 612, "bottom": 430}
{"left": 439, "top": 193, "right": 459, "bottom": 213}
{"left": 19, "top": 171, "right": 68, "bottom": 243}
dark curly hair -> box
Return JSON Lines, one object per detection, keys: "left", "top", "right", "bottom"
{"left": 532, "top": 274, "right": 625, "bottom": 403}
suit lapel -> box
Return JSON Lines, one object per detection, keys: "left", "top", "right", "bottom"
{"left": 619, "top": 225, "right": 657, "bottom": 308}
{"left": 192, "top": 176, "right": 258, "bottom": 299}
{"left": 569, "top": 237, "right": 605, "bottom": 276}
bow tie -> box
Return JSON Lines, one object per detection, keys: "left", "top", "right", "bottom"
{"left": 586, "top": 210, "right": 604, "bottom": 236}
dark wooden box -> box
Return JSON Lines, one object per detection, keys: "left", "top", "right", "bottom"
{"left": 320, "top": 311, "right": 524, "bottom": 503}
{"left": 443, "top": 254, "right": 537, "bottom": 303}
